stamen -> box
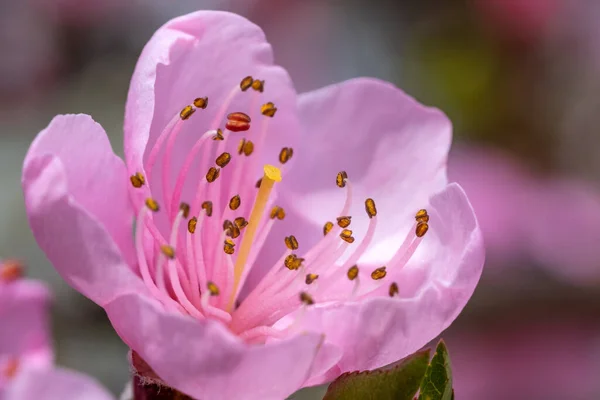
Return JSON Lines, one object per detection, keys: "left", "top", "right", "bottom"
{"left": 323, "top": 221, "right": 334, "bottom": 236}
{"left": 229, "top": 195, "right": 241, "bottom": 210}
{"left": 226, "top": 112, "right": 251, "bottom": 132}
{"left": 160, "top": 245, "right": 175, "bottom": 259}
{"left": 279, "top": 147, "right": 294, "bottom": 164}
{"left": 193, "top": 97, "right": 208, "bottom": 109}
{"left": 206, "top": 167, "right": 221, "bottom": 183}
{"left": 215, "top": 152, "right": 232, "bottom": 168}
{"left": 336, "top": 216, "right": 352, "bottom": 228}
{"left": 336, "top": 171, "right": 348, "bottom": 188}
{"left": 188, "top": 216, "right": 197, "bottom": 233}
{"left": 284, "top": 254, "right": 304, "bottom": 270}
{"left": 260, "top": 102, "right": 277, "bottom": 117}
{"left": 207, "top": 281, "right": 220, "bottom": 296}
{"left": 238, "top": 139, "right": 255, "bottom": 156}
{"left": 228, "top": 165, "right": 282, "bottom": 310}
{"left": 130, "top": 172, "right": 145, "bottom": 188}
{"left": 284, "top": 235, "right": 299, "bottom": 250}
{"left": 234, "top": 217, "right": 248, "bottom": 229}
{"left": 179, "top": 105, "right": 195, "bottom": 120}
{"left": 224, "top": 238, "right": 235, "bottom": 255}
{"left": 212, "top": 129, "right": 224, "bottom": 141}
{"left": 365, "top": 198, "right": 377, "bottom": 218}
{"left": 179, "top": 203, "right": 190, "bottom": 219}
{"left": 2, "top": 357, "right": 19, "bottom": 378}
{"left": 340, "top": 229, "right": 355, "bottom": 243}
{"left": 252, "top": 79, "right": 265, "bottom": 92}
{"left": 270, "top": 206, "right": 286, "bottom": 220}
{"left": 389, "top": 282, "right": 399, "bottom": 297}
{"left": 416, "top": 221, "right": 429, "bottom": 237}
{"left": 255, "top": 178, "right": 262, "bottom": 188}
{"left": 240, "top": 76, "right": 254, "bottom": 91}
{"left": 371, "top": 266, "right": 387, "bottom": 280}
{"left": 305, "top": 273, "right": 319, "bottom": 285}
{"left": 416, "top": 209, "right": 429, "bottom": 223}
{"left": 201, "top": 201, "right": 213, "bottom": 217}
{"left": 0, "top": 260, "right": 23, "bottom": 282}
{"left": 300, "top": 292, "right": 315, "bottom": 305}
{"left": 347, "top": 265, "right": 359, "bottom": 280}
{"left": 145, "top": 198, "right": 160, "bottom": 212}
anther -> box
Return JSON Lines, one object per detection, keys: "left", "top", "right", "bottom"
{"left": 415, "top": 209, "right": 429, "bottom": 223}
{"left": 371, "top": 266, "right": 387, "bottom": 280}
{"left": 212, "top": 129, "right": 224, "bottom": 141}
{"left": 278, "top": 147, "right": 294, "bottom": 164}
{"left": 240, "top": 76, "right": 254, "bottom": 91}
{"left": 188, "top": 217, "right": 197, "bottom": 233}
{"left": 0, "top": 260, "right": 23, "bottom": 282}
{"left": 336, "top": 216, "right": 352, "bottom": 228}
{"left": 215, "top": 152, "right": 232, "bottom": 168}
{"left": 224, "top": 238, "right": 235, "bottom": 255}
{"left": 201, "top": 201, "right": 213, "bottom": 217}
{"left": 207, "top": 281, "right": 220, "bottom": 296}
{"left": 270, "top": 206, "right": 286, "bottom": 220}
{"left": 347, "top": 265, "right": 359, "bottom": 281}
{"left": 229, "top": 195, "right": 241, "bottom": 210}
{"left": 416, "top": 221, "right": 429, "bottom": 238}
{"left": 160, "top": 245, "right": 175, "bottom": 259}
{"left": 284, "top": 254, "right": 304, "bottom": 270}
{"left": 255, "top": 178, "right": 262, "bottom": 188}
{"left": 336, "top": 171, "right": 348, "bottom": 188}
{"left": 305, "top": 273, "right": 319, "bottom": 285}
{"left": 180, "top": 105, "right": 195, "bottom": 120}
{"left": 323, "top": 221, "right": 334, "bottom": 236}
{"left": 252, "top": 79, "right": 265, "bottom": 92}
{"left": 145, "top": 198, "right": 160, "bottom": 212}
{"left": 2, "top": 358, "right": 19, "bottom": 378}
{"left": 242, "top": 140, "right": 254, "bottom": 156}
{"left": 130, "top": 172, "right": 145, "bottom": 188}
{"left": 340, "top": 229, "right": 355, "bottom": 244}
{"left": 206, "top": 167, "right": 221, "bottom": 183}
{"left": 260, "top": 102, "right": 277, "bottom": 117}
{"left": 284, "top": 235, "right": 299, "bottom": 250}
{"left": 226, "top": 112, "right": 251, "bottom": 132}
{"left": 300, "top": 292, "right": 314, "bottom": 306}
{"left": 179, "top": 203, "right": 190, "bottom": 218}
{"left": 389, "top": 282, "right": 399, "bottom": 297}
{"left": 193, "top": 97, "right": 208, "bottom": 109}
{"left": 365, "top": 198, "right": 377, "bottom": 218}
{"left": 224, "top": 220, "right": 241, "bottom": 239}
{"left": 234, "top": 217, "right": 248, "bottom": 229}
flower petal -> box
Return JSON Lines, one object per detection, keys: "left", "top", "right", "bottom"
{"left": 286, "top": 184, "right": 484, "bottom": 376}
{"left": 105, "top": 292, "right": 325, "bottom": 400}
{"left": 22, "top": 115, "right": 146, "bottom": 306}
{"left": 0, "top": 279, "right": 52, "bottom": 366}
{"left": 5, "top": 366, "right": 114, "bottom": 400}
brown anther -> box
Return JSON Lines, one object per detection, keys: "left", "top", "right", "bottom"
{"left": 284, "top": 254, "right": 304, "bottom": 270}
{"left": 284, "top": 235, "right": 299, "bottom": 250}
{"left": 188, "top": 217, "right": 197, "bottom": 234}
{"left": 206, "top": 167, "right": 221, "bottom": 183}
{"left": 255, "top": 178, "right": 262, "bottom": 188}
{"left": 180, "top": 105, "right": 195, "bottom": 120}
{"left": 323, "top": 221, "right": 334, "bottom": 236}
{"left": 278, "top": 147, "right": 294, "bottom": 164}
{"left": 160, "top": 245, "right": 175, "bottom": 259}
{"left": 340, "top": 229, "right": 355, "bottom": 243}
{"left": 145, "top": 198, "right": 160, "bottom": 212}
{"left": 0, "top": 260, "right": 23, "bottom": 282}
{"left": 416, "top": 221, "right": 429, "bottom": 237}
{"left": 212, "top": 129, "right": 224, "bottom": 141}
{"left": 234, "top": 217, "right": 248, "bottom": 229}
{"left": 300, "top": 292, "right": 314, "bottom": 306}
{"left": 226, "top": 112, "right": 251, "bottom": 132}
{"left": 193, "top": 97, "right": 208, "bottom": 109}
{"left": 223, "top": 220, "right": 240, "bottom": 239}
{"left": 215, "top": 152, "right": 232, "bottom": 168}
{"left": 223, "top": 219, "right": 234, "bottom": 232}
{"left": 207, "top": 281, "right": 220, "bottom": 296}
{"left": 270, "top": 206, "right": 286, "bottom": 220}
{"left": 201, "top": 201, "right": 213, "bottom": 217}
{"left": 224, "top": 238, "right": 235, "bottom": 255}
{"left": 260, "top": 102, "right": 277, "bottom": 117}
{"left": 365, "top": 198, "right": 377, "bottom": 218}
{"left": 336, "top": 171, "right": 348, "bottom": 188}
{"left": 347, "top": 265, "right": 359, "bottom": 281}
{"left": 240, "top": 76, "right": 254, "bottom": 91}
{"left": 415, "top": 209, "right": 429, "bottom": 223}
{"left": 2, "top": 358, "right": 19, "bottom": 378}
{"left": 305, "top": 273, "right": 319, "bottom": 285}
{"left": 130, "top": 172, "right": 145, "bottom": 188}
{"left": 371, "top": 266, "right": 387, "bottom": 280}
{"left": 252, "top": 79, "right": 265, "bottom": 92}
{"left": 336, "top": 216, "right": 352, "bottom": 228}
{"left": 242, "top": 140, "right": 254, "bottom": 156}
{"left": 229, "top": 195, "right": 241, "bottom": 210}
{"left": 389, "top": 282, "right": 399, "bottom": 297}
{"left": 179, "top": 202, "right": 190, "bottom": 218}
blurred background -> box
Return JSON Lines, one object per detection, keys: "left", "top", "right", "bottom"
{"left": 1, "top": 1, "right": 599, "bottom": 399}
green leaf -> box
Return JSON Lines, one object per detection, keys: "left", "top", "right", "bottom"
{"left": 418, "top": 340, "right": 453, "bottom": 400}
{"left": 323, "top": 349, "right": 430, "bottom": 400}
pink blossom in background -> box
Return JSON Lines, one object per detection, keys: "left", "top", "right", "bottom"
{"left": 0, "top": 261, "right": 114, "bottom": 400}
{"left": 449, "top": 145, "right": 600, "bottom": 284}
{"left": 22, "top": 11, "right": 484, "bottom": 400}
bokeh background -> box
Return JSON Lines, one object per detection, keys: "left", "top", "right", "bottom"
{"left": 1, "top": 1, "right": 600, "bottom": 399}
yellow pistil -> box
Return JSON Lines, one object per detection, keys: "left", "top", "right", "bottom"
{"left": 227, "top": 165, "right": 282, "bottom": 311}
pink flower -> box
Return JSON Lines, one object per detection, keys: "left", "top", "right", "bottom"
{"left": 22, "top": 11, "right": 484, "bottom": 400}
{"left": 0, "top": 261, "right": 114, "bottom": 400}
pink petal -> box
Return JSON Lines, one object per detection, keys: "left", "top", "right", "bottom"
{"left": 105, "top": 292, "right": 325, "bottom": 400}
{"left": 23, "top": 114, "right": 135, "bottom": 267}
{"left": 4, "top": 366, "right": 114, "bottom": 400}
{"left": 0, "top": 279, "right": 52, "bottom": 366}
{"left": 283, "top": 184, "right": 484, "bottom": 377}
{"left": 124, "top": 11, "right": 300, "bottom": 178}
{"left": 22, "top": 115, "right": 147, "bottom": 306}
